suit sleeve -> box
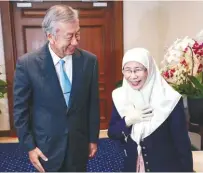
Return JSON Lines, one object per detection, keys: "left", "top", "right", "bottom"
{"left": 108, "top": 103, "right": 131, "bottom": 141}
{"left": 170, "top": 99, "right": 193, "bottom": 172}
{"left": 88, "top": 57, "right": 100, "bottom": 143}
{"left": 13, "top": 58, "right": 36, "bottom": 152}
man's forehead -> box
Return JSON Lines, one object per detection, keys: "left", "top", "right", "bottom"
{"left": 56, "top": 22, "right": 80, "bottom": 34}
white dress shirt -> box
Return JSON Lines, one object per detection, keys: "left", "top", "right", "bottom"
{"left": 48, "top": 44, "right": 72, "bottom": 89}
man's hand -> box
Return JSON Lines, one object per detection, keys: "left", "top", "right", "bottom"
{"left": 28, "top": 147, "right": 48, "bottom": 172}
{"left": 89, "top": 143, "right": 97, "bottom": 158}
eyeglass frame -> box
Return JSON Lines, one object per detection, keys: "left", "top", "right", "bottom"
{"left": 122, "top": 67, "right": 147, "bottom": 76}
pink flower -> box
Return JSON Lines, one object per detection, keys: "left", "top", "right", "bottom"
{"left": 171, "top": 68, "right": 175, "bottom": 73}
{"left": 192, "top": 42, "right": 199, "bottom": 49}
{"left": 163, "top": 71, "right": 170, "bottom": 79}
{"left": 183, "top": 47, "right": 188, "bottom": 53}
{"left": 180, "top": 59, "right": 188, "bottom": 67}
{"left": 169, "top": 69, "right": 175, "bottom": 77}
{"left": 197, "top": 64, "right": 203, "bottom": 73}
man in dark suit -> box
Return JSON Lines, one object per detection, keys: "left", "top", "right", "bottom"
{"left": 13, "top": 5, "right": 100, "bottom": 172}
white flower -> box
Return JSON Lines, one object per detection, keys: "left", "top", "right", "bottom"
{"left": 168, "top": 50, "right": 183, "bottom": 62}
{"left": 195, "top": 30, "right": 203, "bottom": 43}
{"left": 161, "top": 35, "right": 203, "bottom": 84}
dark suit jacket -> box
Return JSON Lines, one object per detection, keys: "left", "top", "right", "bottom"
{"left": 108, "top": 100, "right": 193, "bottom": 172}
{"left": 13, "top": 43, "right": 100, "bottom": 171}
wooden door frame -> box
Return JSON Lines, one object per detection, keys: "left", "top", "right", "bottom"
{"left": 0, "top": 1, "right": 123, "bottom": 137}
{"left": 0, "top": 2, "right": 16, "bottom": 137}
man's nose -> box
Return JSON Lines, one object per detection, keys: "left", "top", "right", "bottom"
{"left": 71, "top": 36, "right": 78, "bottom": 46}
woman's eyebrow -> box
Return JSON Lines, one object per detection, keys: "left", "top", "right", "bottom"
{"left": 124, "top": 67, "right": 131, "bottom": 69}
{"left": 125, "top": 67, "right": 143, "bottom": 69}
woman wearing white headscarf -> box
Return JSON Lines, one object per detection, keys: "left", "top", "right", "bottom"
{"left": 108, "top": 48, "right": 193, "bottom": 172}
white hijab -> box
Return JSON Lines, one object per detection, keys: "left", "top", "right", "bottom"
{"left": 112, "top": 48, "right": 181, "bottom": 153}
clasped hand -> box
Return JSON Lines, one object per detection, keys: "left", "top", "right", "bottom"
{"left": 125, "top": 105, "right": 153, "bottom": 126}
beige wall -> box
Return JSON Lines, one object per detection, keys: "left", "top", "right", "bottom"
{"left": 158, "top": 1, "right": 203, "bottom": 65}
{"left": 123, "top": 1, "right": 203, "bottom": 66}
{"left": 1, "top": 1, "right": 203, "bottom": 130}
{"left": 123, "top": 1, "right": 161, "bottom": 63}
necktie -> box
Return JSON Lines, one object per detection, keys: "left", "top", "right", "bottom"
{"left": 59, "top": 59, "right": 71, "bottom": 106}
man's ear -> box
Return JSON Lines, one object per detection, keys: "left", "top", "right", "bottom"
{"left": 47, "top": 33, "right": 55, "bottom": 44}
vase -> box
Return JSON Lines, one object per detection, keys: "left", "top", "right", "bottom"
{"left": 187, "top": 97, "right": 203, "bottom": 125}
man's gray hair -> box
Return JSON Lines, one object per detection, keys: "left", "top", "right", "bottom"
{"left": 42, "top": 5, "right": 79, "bottom": 36}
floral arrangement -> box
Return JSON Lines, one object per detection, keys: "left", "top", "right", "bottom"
{"left": 0, "top": 78, "right": 6, "bottom": 98}
{"left": 0, "top": 65, "right": 7, "bottom": 98}
{"left": 161, "top": 36, "right": 203, "bottom": 98}
{"left": 0, "top": 65, "right": 7, "bottom": 114}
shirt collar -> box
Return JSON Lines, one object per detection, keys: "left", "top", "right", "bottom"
{"left": 48, "top": 43, "right": 72, "bottom": 66}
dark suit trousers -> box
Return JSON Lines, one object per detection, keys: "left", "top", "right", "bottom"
{"left": 57, "top": 138, "right": 87, "bottom": 172}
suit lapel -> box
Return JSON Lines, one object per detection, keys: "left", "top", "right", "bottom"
{"left": 69, "top": 49, "right": 84, "bottom": 109}
{"left": 37, "top": 43, "right": 67, "bottom": 108}
{"left": 37, "top": 44, "right": 84, "bottom": 110}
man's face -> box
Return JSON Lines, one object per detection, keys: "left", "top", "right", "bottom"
{"left": 48, "top": 19, "right": 80, "bottom": 57}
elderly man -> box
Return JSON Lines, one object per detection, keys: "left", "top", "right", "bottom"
{"left": 13, "top": 5, "right": 100, "bottom": 172}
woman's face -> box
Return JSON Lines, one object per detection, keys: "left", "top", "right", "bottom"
{"left": 123, "top": 61, "right": 148, "bottom": 90}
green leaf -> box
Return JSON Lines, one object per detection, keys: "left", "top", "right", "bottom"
{"left": 196, "top": 72, "right": 203, "bottom": 84}
{"left": 0, "top": 79, "right": 6, "bottom": 86}
{"left": 170, "top": 79, "right": 203, "bottom": 98}
{"left": 0, "top": 79, "right": 7, "bottom": 96}
{"left": 188, "top": 75, "right": 203, "bottom": 93}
